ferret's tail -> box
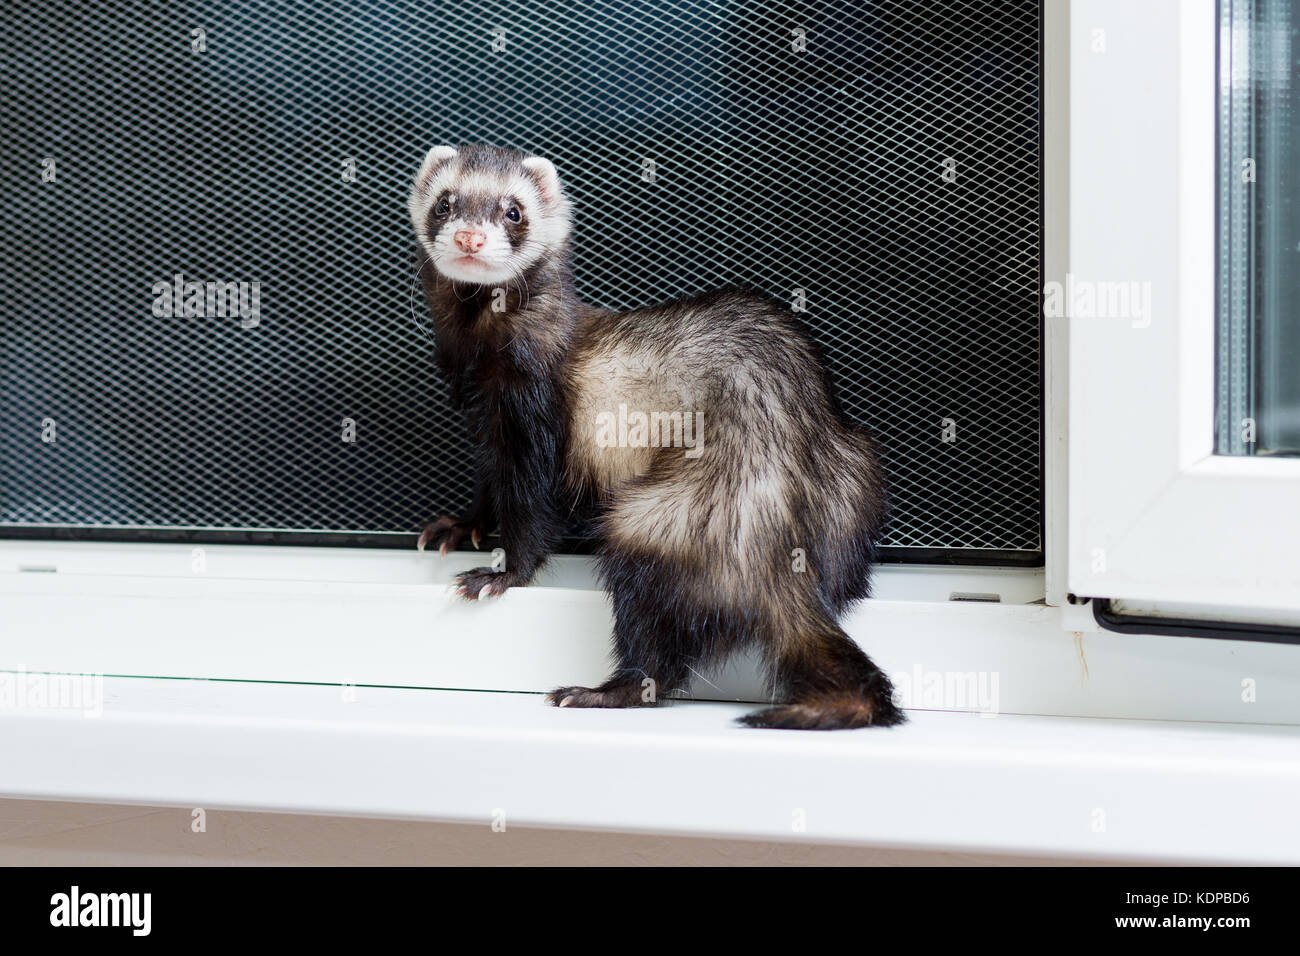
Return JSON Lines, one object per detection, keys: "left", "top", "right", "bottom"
{"left": 740, "top": 607, "right": 905, "bottom": 730}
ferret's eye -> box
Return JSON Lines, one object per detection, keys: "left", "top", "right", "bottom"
{"left": 434, "top": 196, "right": 450, "bottom": 217}
{"left": 505, "top": 205, "right": 522, "bottom": 223}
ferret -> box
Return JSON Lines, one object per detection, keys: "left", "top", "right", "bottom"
{"left": 409, "top": 144, "right": 903, "bottom": 729}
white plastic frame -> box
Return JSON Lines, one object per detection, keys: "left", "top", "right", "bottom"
{"left": 1067, "top": 0, "right": 1300, "bottom": 617}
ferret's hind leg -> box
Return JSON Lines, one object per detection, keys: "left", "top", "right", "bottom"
{"left": 545, "top": 548, "right": 709, "bottom": 710}
{"left": 741, "top": 605, "right": 906, "bottom": 730}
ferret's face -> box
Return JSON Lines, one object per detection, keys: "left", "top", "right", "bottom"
{"left": 409, "top": 145, "right": 571, "bottom": 286}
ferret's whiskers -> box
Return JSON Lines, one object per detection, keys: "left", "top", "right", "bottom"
{"left": 407, "top": 254, "right": 438, "bottom": 346}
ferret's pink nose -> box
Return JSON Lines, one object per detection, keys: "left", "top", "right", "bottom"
{"left": 453, "top": 230, "right": 486, "bottom": 253}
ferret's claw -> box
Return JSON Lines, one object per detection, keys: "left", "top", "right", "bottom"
{"left": 418, "top": 515, "right": 484, "bottom": 556}
{"left": 417, "top": 515, "right": 455, "bottom": 553}
{"left": 477, "top": 584, "right": 492, "bottom": 600}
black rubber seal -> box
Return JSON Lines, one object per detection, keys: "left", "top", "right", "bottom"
{"left": 0, "top": 523, "right": 1042, "bottom": 567}
{"left": 1092, "top": 597, "right": 1300, "bottom": 645}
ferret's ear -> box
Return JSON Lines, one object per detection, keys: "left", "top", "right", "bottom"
{"left": 414, "top": 144, "right": 458, "bottom": 189}
{"left": 521, "top": 155, "right": 563, "bottom": 206}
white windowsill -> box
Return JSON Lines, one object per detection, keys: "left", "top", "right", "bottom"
{"left": 2, "top": 676, "right": 1298, "bottom": 865}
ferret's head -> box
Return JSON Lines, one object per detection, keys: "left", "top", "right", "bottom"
{"left": 409, "top": 144, "right": 571, "bottom": 285}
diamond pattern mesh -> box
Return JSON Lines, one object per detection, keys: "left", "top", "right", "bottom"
{"left": 0, "top": 0, "right": 1040, "bottom": 555}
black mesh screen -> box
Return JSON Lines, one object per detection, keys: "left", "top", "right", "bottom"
{"left": 1, "top": 0, "right": 1041, "bottom": 558}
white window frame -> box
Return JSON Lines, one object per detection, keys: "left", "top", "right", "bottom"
{"left": 1067, "top": 0, "right": 1300, "bottom": 621}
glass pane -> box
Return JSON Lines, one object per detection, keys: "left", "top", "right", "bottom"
{"left": 1217, "top": 0, "right": 1300, "bottom": 456}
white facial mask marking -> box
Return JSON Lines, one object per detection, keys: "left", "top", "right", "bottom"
{"left": 411, "top": 158, "right": 572, "bottom": 286}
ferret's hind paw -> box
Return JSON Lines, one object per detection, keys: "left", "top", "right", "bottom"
{"left": 545, "top": 683, "right": 647, "bottom": 708}
{"left": 737, "top": 694, "right": 907, "bottom": 730}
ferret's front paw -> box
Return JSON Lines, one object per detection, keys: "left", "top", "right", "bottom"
{"left": 451, "top": 567, "right": 514, "bottom": 601}
{"left": 417, "top": 515, "right": 486, "bottom": 556}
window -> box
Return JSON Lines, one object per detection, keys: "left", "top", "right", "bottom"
{"left": 1068, "top": 0, "right": 1300, "bottom": 627}
{"left": 1217, "top": 0, "right": 1300, "bottom": 458}
{"left": 0, "top": 0, "right": 1042, "bottom": 567}
{"left": 1, "top": 0, "right": 1049, "bottom": 708}
{"left": 4, "top": 0, "right": 1297, "bottom": 738}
